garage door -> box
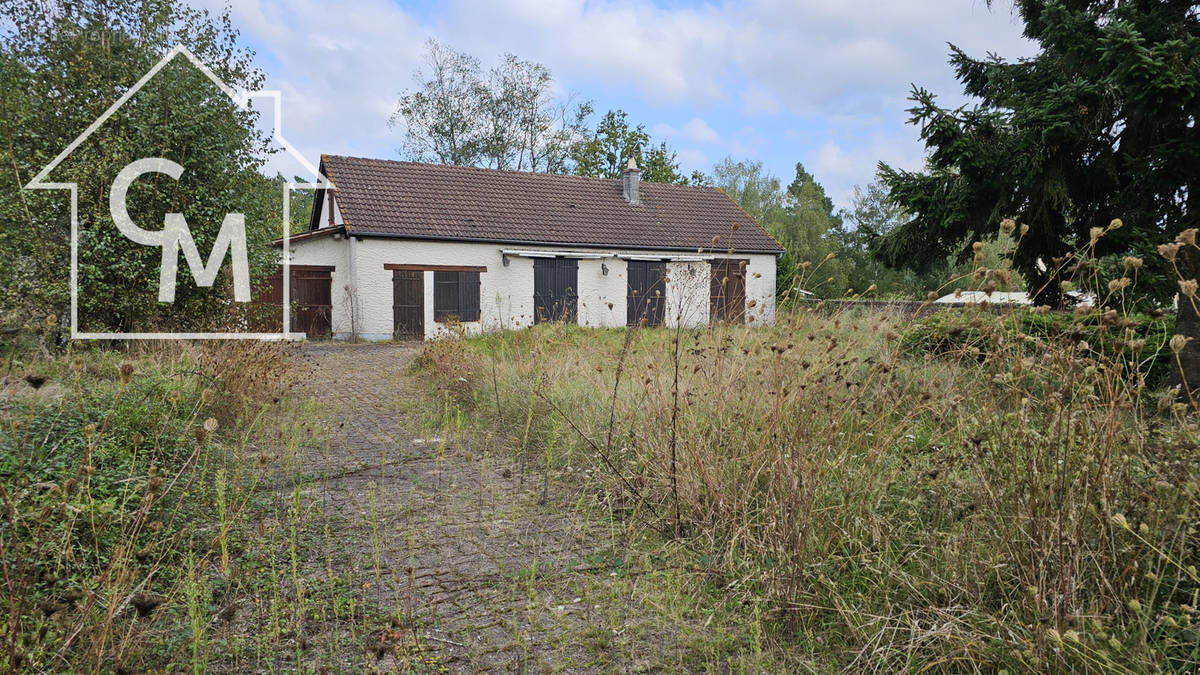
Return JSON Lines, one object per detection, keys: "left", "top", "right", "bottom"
{"left": 533, "top": 257, "right": 578, "bottom": 324}
{"left": 259, "top": 266, "right": 334, "bottom": 338}
{"left": 627, "top": 260, "right": 666, "bottom": 327}
{"left": 709, "top": 259, "right": 747, "bottom": 324}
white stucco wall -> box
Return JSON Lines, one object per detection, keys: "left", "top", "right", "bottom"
{"left": 578, "top": 258, "right": 625, "bottom": 328}
{"left": 745, "top": 256, "right": 777, "bottom": 327}
{"left": 665, "top": 260, "right": 709, "bottom": 328}
{"left": 284, "top": 235, "right": 777, "bottom": 340}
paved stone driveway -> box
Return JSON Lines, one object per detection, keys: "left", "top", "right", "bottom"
{"left": 280, "top": 343, "right": 680, "bottom": 673}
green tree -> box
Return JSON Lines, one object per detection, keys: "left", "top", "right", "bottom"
{"left": 389, "top": 45, "right": 690, "bottom": 184}
{"left": 840, "top": 181, "right": 893, "bottom": 292}
{"left": 687, "top": 169, "right": 713, "bottom": 187}
{"left": 570, "top": 109, "right": 691, "bottom": 184}
{"left": 880, "top": 1, "right": 1198, "bottom": 305}
{"left": 711, "top": 158, "right": 795, "bottom": 295}
{"left": 711, "top": 158, "right": 849, "bottom": 297}
{"left": 778, "top": 163, "right": 848, "bottom": 296}
{"left": 273, "top": 174, "right": 316, "bottom": 235}
{"left": 879, "top": 0, "right": 1199, "bottom": 395}
{"left": 389, "top": 40, "right": 485, "bottom": 166}
{"left": 1, "top": 0, "right": 278, "bottom": 333}
{"left": 390, "top": 40, "right": 590, "bottom": 172}
{"left": 640, "top": 141, "right": 687, "bottom": 185}
{"left": 570, "top": 109, "right": 648, "bottom": 179}
{"left": 711, "top": 157, "right": 784, "bottom": 225}
{"left": 845, "top": 180, "right": 953, "bottom": 297}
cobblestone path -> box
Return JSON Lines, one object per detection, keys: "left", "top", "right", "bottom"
{"left": 278, "top": 343, "right": 682, "bottom": 673}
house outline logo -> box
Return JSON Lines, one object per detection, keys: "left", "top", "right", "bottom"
{"left": 25, "top": 44, "right": 331, "bottom": 340}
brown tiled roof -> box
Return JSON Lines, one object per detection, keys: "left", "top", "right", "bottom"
{"left": 318, "top": 155, "right": 784, "bottom": 254}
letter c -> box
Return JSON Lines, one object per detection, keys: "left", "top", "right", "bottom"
{"left": 109, "top": 158, "right": 185, "bottom": 246}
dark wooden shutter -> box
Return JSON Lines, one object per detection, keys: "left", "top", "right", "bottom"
{"left": 257, "top": 266, "right": 333, "bottom": 337}
{"left": 557, "top": 258, "right": 578, "bottom": 323}
{"left": 433, "top": 271, "right": 480, "bottom": 322}
{"left": 433, "top": 271, "right": 459, "bottom": 321}
{"left": 709, "top": 259, "right": 747, "bottom": 324}
{"left": 460, "top": 272, "right": 481, "bottom": 321}
{"left": 627, "top": 262, "right": 641, "bottom": 326}
{"left": 647, "top": 262, "right": 666, "bottom": 326}
{"left": 534, "top": 259, "right": 553, "bottom": 323}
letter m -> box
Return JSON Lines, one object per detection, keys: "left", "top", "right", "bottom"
{"left": 160, "top": 213, "right": 251, "bottom": 303}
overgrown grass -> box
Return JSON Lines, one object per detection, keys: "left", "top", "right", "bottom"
{"left": 415, "top": 229, "right": 1200, "bottom": 672}
{"left": 0, "top": 340, "right": 301, "bottom": 671}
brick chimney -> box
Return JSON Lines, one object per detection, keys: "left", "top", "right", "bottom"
{"left": 622, "top": 156, "right": 640, "bottom": 205}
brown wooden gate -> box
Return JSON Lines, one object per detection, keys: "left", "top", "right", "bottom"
{"left": 392, "top": 269, "right": 424, "bottom": 339}
{"left": 258, "top": 265, "right": 333, "bottom": 338}
{"left": 627, "top": 260, "right": 667, "bottom": 327}
{"left": 709, "top": 259, "right": 747, "bottom": 324}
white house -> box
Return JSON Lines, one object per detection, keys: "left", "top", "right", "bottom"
{"left": 933, "top": 290, "right": 1096, "bottom": 307}
{"left": 934, "top": 291, "right": 1034, "bottom": 305}
{"left": 277, "top": 155, "right": 784, "bottom": 340}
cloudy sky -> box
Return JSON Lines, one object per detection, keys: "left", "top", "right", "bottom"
{"left": 206, "top": 0, "right": 1038, "bottom": 209}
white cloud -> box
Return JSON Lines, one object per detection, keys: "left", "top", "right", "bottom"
{"left": 728, "top": 125, "right": 767, "bottom": 157}
{"left": 190, "top": 0, "right": 427, "bottom": 173}
{"left": 680, "top": 118, "right": 720, "bottom": 144}
{"left": 814, "top": 140, "right": 858, "bottom": 180}
{"left": 436, "top": 0, "right": 734, "bottom": 106}
{"left": 431, "top": 0, "right": 1035, "bottom": 116}
{"left": 740, "top": 83, "right": 782, "bottom": 116}
{"left": 676, "top": 148, "right": 709, "bottom": 169}
{"left": 809, "top": 136, "right": 926, "bottom": 206}
{"left": 653, "top": 122, "right": 679, "bottom": 138}
{"left": 198, "top": 0, "right": 1036, "bottom": 129}
{"left": 182, "top": 0, "right": 1035, "bottom": 206}
{"left": 728, "top": 0, "right": 1034, "bottom": 117}
{"left": 659, "top": 118, "right": 721, "bottom": 144}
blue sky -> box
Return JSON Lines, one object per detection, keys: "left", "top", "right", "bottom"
{"left": 207, "top": 0, "right": 1039, "bottom": 210}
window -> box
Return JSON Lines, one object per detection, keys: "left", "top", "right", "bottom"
{"left": 433, "top": 271, "right": 481, "bottom": 322}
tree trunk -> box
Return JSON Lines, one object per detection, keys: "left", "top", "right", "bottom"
{"left": 1172, "top": 247, "right": 1200, "bottom": 409}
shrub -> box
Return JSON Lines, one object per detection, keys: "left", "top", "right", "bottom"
{"left": 189, "top": 340, "right": 299, "bottom": 422}
{"left": 412, "top": 334, "right": 475, "bottom": 402}
{"left": 901, "top": 305, "right": 1177, "bottom": 385}
{"left": 0, "top": 350, "right": 238, "bottom": 671}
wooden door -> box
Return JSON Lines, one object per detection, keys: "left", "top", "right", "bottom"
{"left": 533, "top": 257, "right": 578, "bottom": 323}
{"left": 709, "top": 259, "right": 747, "bottom": 324}
{"left": 392, "top": 270, "right": 424, "bottom": 339}
{"left": 627, "top": 260, "right": 666, "bottom": 327}
{"left": 291, "top": 268, "right": 333, "bottom": 338}
{"left": 256, "top": 266, "right": 333, "bottom": 337}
